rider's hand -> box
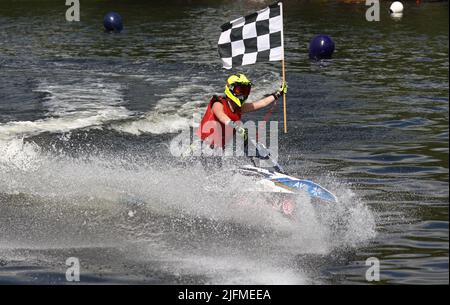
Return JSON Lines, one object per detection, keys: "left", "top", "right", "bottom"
{"left": 235, "top": 125, "right": 247, "bottom": 140}
{"left": 279, "top": 81, "right": 288, "bottom": 95}
{"left": 227, "top": 121, "right": 248, "bottom": 140}
{"left": 272, "top": 81, "right": 288, "bottom": 100}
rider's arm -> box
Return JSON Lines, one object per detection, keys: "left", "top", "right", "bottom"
{"left": 241, "top": 95, "right": 275, "bottom": 113}
{"left": 212, "top": 102, "right": 246, "bottom": 140}
{"left": 212, "top": 102, "right": 233, "bottom": 125}
{"left": 241, "top": 82, "right": 287, "bottom": 113}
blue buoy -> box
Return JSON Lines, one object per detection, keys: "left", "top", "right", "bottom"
{"left": 103, "top": 12, "right": 123, "bottom": 33}
{"left": 309, "top": 35, "right": 335, "bottom": 60}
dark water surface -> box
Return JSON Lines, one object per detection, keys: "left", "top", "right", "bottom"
{"left": 0, "top": 0, "right": 448, "bottom": 284}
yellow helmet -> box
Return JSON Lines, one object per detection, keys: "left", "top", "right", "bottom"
{"left": 224, "top": 73, "right": 252, "bottom": 107}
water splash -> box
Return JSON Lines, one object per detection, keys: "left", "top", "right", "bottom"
{"left": 0, "top": 137, "right": 376, "bottom": 284}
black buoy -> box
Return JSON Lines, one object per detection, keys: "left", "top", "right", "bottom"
{"left": 309, "top": 35, "right": 335, "bottom": 60}
{"left": 103, "top": 12, "right": 123, "bottom": 33}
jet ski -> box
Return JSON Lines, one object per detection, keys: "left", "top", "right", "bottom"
{"left": 214, "top": 140, "right": 338, "bottom": 216}
{"left": 237, "top": 165, "right": 338, "bottom": 203}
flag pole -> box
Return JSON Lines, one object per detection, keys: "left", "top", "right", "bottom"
{"left": 282, "top": 59, "right": 287, "bottom": 133}
{"left": 279, "top": 2, "right": 287, "bottom": 133}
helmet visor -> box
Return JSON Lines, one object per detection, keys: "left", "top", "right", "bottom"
{"left": 233, "top": 84, "right": 251, "bottom": 97}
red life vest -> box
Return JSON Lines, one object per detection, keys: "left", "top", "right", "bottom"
{"left": 196, "top": 95, "right": 242, "bottom": 148}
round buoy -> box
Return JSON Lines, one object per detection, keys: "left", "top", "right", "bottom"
{"left": 390, "top": 1, "right": 404, "bottom": 14}
{"left": 309, "top": 35, "right": 335, "bottom": 60}
{"left": 103, "top": 12, "right": 123, "bottom": 33}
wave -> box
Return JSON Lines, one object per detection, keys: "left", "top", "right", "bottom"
{"left": 110, "top": 73, "right": 281, "bottom": 135}
{"left": 0, "top": 79, "right": 132, "bottom": 141}
{"left": 1, "top": 72, "right": 282, "bottom": 140}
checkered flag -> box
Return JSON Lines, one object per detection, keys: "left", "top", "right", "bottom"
{"left": 218, "top": 2, "right": 284, "bottom": 69}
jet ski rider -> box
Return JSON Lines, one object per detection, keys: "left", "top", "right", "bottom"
{"left": 196, "top": 73, "right": 287, "bottom": 153}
